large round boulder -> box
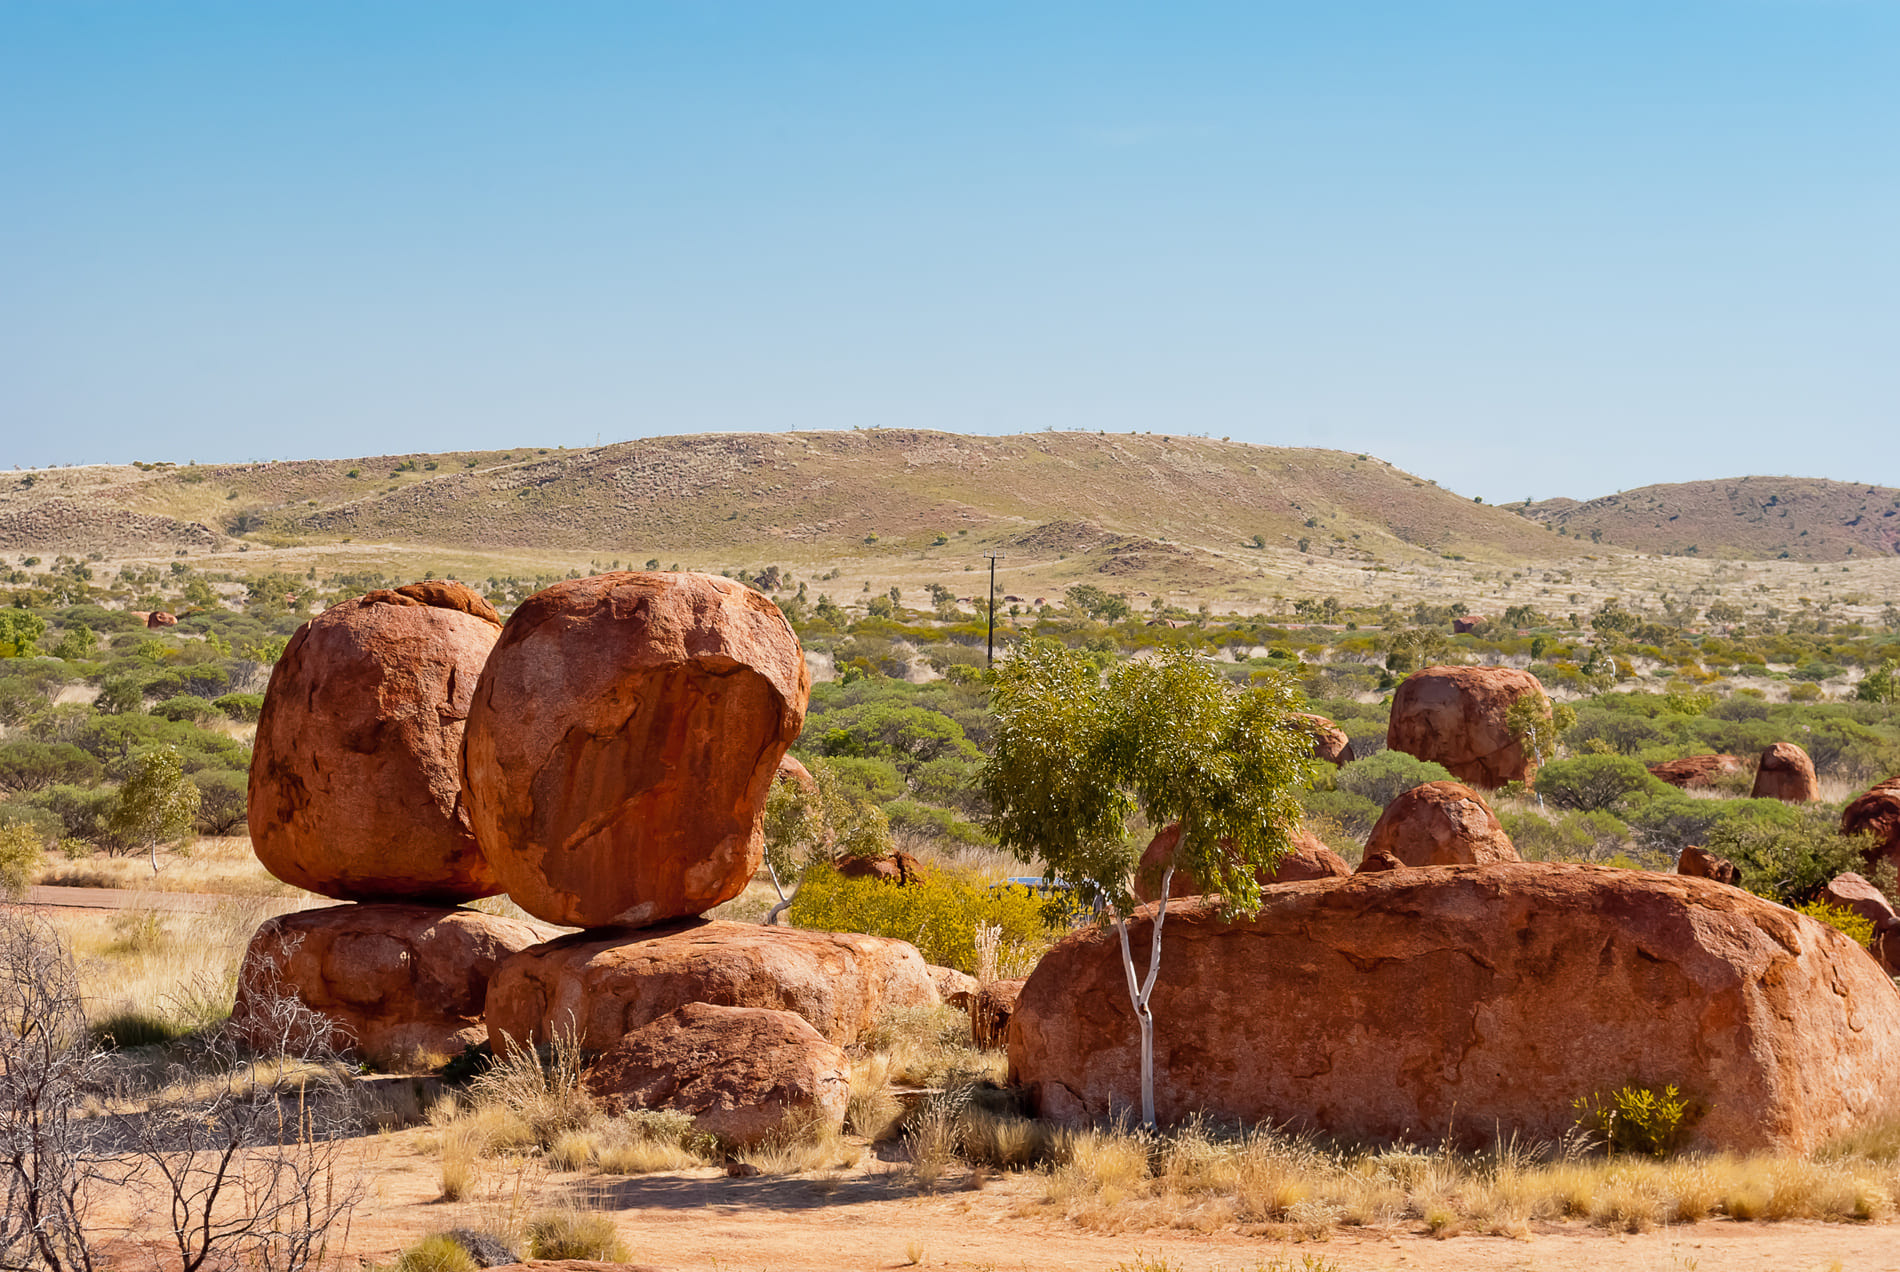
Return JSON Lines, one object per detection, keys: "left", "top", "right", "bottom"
{"left": 1386, "top": 666, "right": 1551, "bottom": 788}
{"left": 1295, "top": 714, "right": 1355, "bottom": 768}
{"left": 583, "top": 1002, "right": 848, "bottom": 1147}
{"left": 249, "top": 582, "right": 505, "bottom": 902}
{"left": 461, "top": 572, "right": 810, "bottom": 928}
{"left": 1842, "top": 778, "right": 1900, "bottom": 868}
{"left": 231, "top": 903, "right": 546, "bottom": 1067}
{"left": 1133, "top": 824, "right": 1349, "bottom": 904}
{"left": 483, "top": 918, "right": 938, "bottom": 1052}
{"left": 1649, "top": 754, "right": 1745, "bottom": 790}
{"left": 1751, "top": 742, "right": 1818, "bottom": 803}
{"left": 1361, "top": 781, "right": 1518, "bottom": 868}
{"left": 1008, "top": 864, "right": 1900, "bottom": 1153}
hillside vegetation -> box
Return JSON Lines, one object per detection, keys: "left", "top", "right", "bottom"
{"left": 1524, "top": 477, "right": 1900, "bottom": 562}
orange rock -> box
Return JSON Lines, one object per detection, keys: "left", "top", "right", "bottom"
{"left": 835, "top": 851, "right": 926, "bottom": 885}
{"left": 583, "top": 1002, "right": 848, "bottom": 1147}
{"left": 1362, "top": 781, "right": 1519, "bottom": 867}
{"left": 1451, "top": 615, "right": 1485, "bottom": 634}
{"left": 1295, "top": 713, "right": 1355, "bottom": 767}
{"left": 1133, "top": 824, "right": 1349, "bottom": 903}
{"left": 972, "top": 978, "right": 1025, "bottom": 1049}
{"left": 230, "top": 903, "right": 545, "bottom": 1067}
{"left": 1752, "top": 742, "right": 1818, "bottom": 802}
{"left": 146, "top": 610, "right": 177, "bottom": 628}
{"left": 462, "top": 572, "right": 810, "bottom": 928}
{"left": 928, "top": 964, "right": 979, "bottom": 1011}
{"left": 1386, "top": 666, "right": 1551, "bottom": 787}
{"left": 249, "top": 582, "right": 504, "bottom": 902}
{"left": 1821, "top": 873, "right": 1895, "bottom": 930}
{"left": 1842, "top": 778, "right": 1900, "bottom": 868}
{"left": 1678, "top": 845, "right": 1740, "bottom": 886}
{"left": 1008, "top": 864, "right": 1900, "bottom": 1152}
{"left": 1649, "top": 754, "right": 1746, "bottom": 789}
{"left": 483, "top": 919, "right": 938, "bottom": 1052}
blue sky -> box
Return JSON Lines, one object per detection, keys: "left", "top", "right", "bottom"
{"left": 3, "top": 2, "right": 1895, "bottom": 501}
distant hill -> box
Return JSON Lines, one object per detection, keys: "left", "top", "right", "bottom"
{"left": 0, "top": 431, "right": 1580, "bottom": 586}
{"left": 1520, "top": 477, "right": 1900, "bottom": 562}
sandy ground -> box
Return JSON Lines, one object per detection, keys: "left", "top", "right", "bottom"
{"left": 81, "top": 1126, "right": 1900, "bottom": 1272}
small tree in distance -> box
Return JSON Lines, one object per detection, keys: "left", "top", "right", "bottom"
{"left": 982, "top": 641, "right": 1317, "bottom": 1126}
{"left": 109, "top": 746, "right": 201, "bottom": 874}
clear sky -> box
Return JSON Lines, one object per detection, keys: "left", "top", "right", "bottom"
{"left": 3, "top": 2, "right": 1895, "bottom": 502}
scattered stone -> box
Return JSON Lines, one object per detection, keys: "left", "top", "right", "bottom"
{"left": 1296, "top": 713, "right": 1355, "bottom": 767}
{"left": 231, "top": 903, "right": 545, "bottom": 1067}
{"left": 971, "top": 978, "right": 1025, "bottom": 1050}
{"left": 1354, "top": 850, "right": 1406, "bottom": 874}
{"left": 583, "top": 1002, "right": 848, "bottom": 1147}
{"left": 1677, "top": 845, "right": 1740, "bottom": 887}
{"left": 1752, "top": 742, "right": 1819, "bottom": 803}
{"left": 484, "top": 918, "right": 938, "bottom": 1052}
{"left": 1133, "top": 825, "right": 1349, "bottom": 903}
{"left": 1386, "top": 666, "right": 1552, "bottom": 787}
{"left": 248, "top": 582, "right": 505, "bottom": 902}
{"left": 1362, "top": 781, "right": 1519, "bottom": 868}
{"left": 440, "top": 1229, "right": 519, "bottom": 1269}
{"left": 1649, "top": 754, "right": 1746, "bottom": 789}
{"left": 461, "top": 572, "right": 810, "bottom": 928}
{"left": 1009, "top": 863, "right": 1900, "bottom": 1153}
{"left": 1821, "top": 873, "right": 1895, "bottom": 930}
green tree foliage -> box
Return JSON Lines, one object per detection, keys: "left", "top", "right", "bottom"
{"left": 0, "top": 823, "right": 42, "bottom": 900}
{"left": 51, "top": 624, "right": 96, "bottom": 662}
{"left": 189, "top": 770, "right": 249, "bottom": 836}
{"left": 759, "top": 757, "right": 893, "bottom": 920}
{"left": 1533, "top": 755, "right": 1671, "bottom": 813}
{"left": 981, "top": 640, "right": 1315, "bottom": 1125}
{"left": 107, "top": 747, "right": 201, "bottom": 872}
{"left": 1333, "top": 749, "right": 1454, "bottom": 811}
{"left": 1507, "top": 693, "right": 1574, "bottom": 772}
{"left": 0, "top": 610, "right": 46, "bottom": 658}
{"left": 0, "top": 742, "right": 102, "bottom": 794}
{"left": 1063, "top": 584, "right": 1132, "bottom": 623}
{"left": 1710, "top": 806, "right": 1874, "bottom": 907}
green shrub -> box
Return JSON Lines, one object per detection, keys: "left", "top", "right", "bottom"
{"left": 1499, "top": 808, "right": 1630, "bottom": 864}
{"left": 1298, "top": 787, "right": 1383, "bottom": 839}
{"left": 821, "top": 755, "right": 905, "bottom": 804}
{"left": 882, "top": 798, "right": 988, "bottom": 846}
{"left": 1533, "top": 755, "right": 1671, "bottom": 813}
{"left": 787, "top": 864, "right": 1052, "bottom": 975}
{"left": 0, "top": 823, "right": 44, "bottom": 900}
{"left": 1334, "top": 750, "right": 1454, "bottom": 810}
{"left": 190, "top": 769, "right": 249, "bottom": 835}
{"left": 1711, "top": 807, "right": 1874, "bottom": 906}
{"left": 1796, "top": 899, "right": 1876, "bottom": 946}
{"left": 1572, "top": 1084, "right": 1694, "bottom": 1158}
{"left": 212, "top": 692, "right": 264, "bottom": 722}
{"left": 152, "top": 694, "right": 216, "bottom": 723}
{"left": 395, "top": 1234, "right": 479, "bottom": 1272}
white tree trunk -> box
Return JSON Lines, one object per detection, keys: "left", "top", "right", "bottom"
{"left": 763, "top": 859, "right": 792, "bottom": 925}
{"left": 1113, "top": 866, "right": 1173, "bottom": 1127}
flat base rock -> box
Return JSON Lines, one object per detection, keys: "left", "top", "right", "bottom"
{"left": 232, "top": 903, "right": 548, "bottom": 1068}
{"left": 584, "top": 1002, "right": 848, "bottom": 1146}
{"left": 485, "top": 918, "right": 939, "bottom": 1053}
{"left": 1009, "top": 863, "right": 1900, "bottom": 1154}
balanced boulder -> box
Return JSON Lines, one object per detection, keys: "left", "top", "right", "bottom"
{"left": 484, "top": 918, "right": 938, "bottom": 1052}
{"left": 1296, "top": 714, "right": 1355, "bottom": 768}
{"left": 1649, "top": 754, "right": 1745, "bottom": 790}
{"left": 1133, "top": 824, "right": 1349, "bottom": 903}
{"left": 1842, "top": 779, "right": 1900, "bottom": 869}
{"left": 461, "top": 572, "right": 810, "bottom": 928}
{"left": 1386, "top": 666, "right": 1551, "bottom": 787}
{"left": 231, "top": 903, "right": 545, "bottom": 1067}
{"left": 583, "top": 1002, "right": 848, "bottom": 1147}
{"left": 1008, "top": 864, "right": 1900, "bottom": 1153}
{"left": 249, "top": 582, "right": 505, "bottom": 902}
{"left": 1361, "top": 781, "right": 1518, "bottom": 868}
{"left": 1752, "top": 742, "right": 1818, "bottom": 803}
{"left": 1678, "top": 844, "right": 1740, "bottom": 886}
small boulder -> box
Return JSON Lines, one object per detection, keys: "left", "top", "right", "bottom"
{"left": 835, "top": 851, "right": 925, "bottom": 885}
{"left": 1451, "top": 615, "right": 1485, "bottom": 634}
{"left": 248, "top": 582, "right": 505, "bottom": 903}
{"left": 1873, "top": 917, "right": 1900, "bottom": 976}
{"left": 1752, "top": 743, "right": 1818, "bottom": 803}
{"left": 1354, "top": 849, "right": 1407, "bottom": 874}
{"left": 1678, "top": 845, "right": 1740, "bottom": 887}
{"left": 927, "top": 965, "right": 979, "bottom": 1011}
{"left": 1133, "top": 825, "right": 1350, "bottom": 903}
{"left": 583, "top": 1003, "right": 847, "bottom": 1147}
{"left": 1296, "top": 714, "right": 1355, "bottom": 767}
{"left": 1362, "top": 781, "right": 1519, "bottom": 868}
{"left": 1387, "top": 666, "right": 1552, "bottom": 788}
{"left": 146, "top": 610, "right": 178, "bottom": 628}
{"left": 1649, "top": 755, "right": 1746, "bottom": 790}
{"left": 484, "top": 919, "right": 938, "bottom": 1053}
{"left": 971, "top": 978, "right": 1025, "bottom": 1049}
{"left": 1821, "top": 873, "right": 1895, "bottom": 931}
{"left": 1842, "top": 779, "right": 1900, "bottom": 869}
{"left": 231, "top": 903, "right": 546, "bottom": 1067}
{"left": 776, "top": 753, "right": 819, "bottom": 793}
{"left": 461, "top": 572, "right": 810, "bottom": 928}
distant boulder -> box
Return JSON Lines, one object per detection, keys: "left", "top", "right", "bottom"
{"left": 1361, "top": 781, "right": 1519, "bottom": 868}
{"left": 1678, "top": 845, "right": 1740, "bottom": 887}
{"left": 1751, "top": 743, "right": 1818, "bottom": 803}
{"left": 1296, "top": 713, "right": 1355, "bottom": 767}
{"left": 1649, "top": 754, "right": 1746, "bottom": 790}
{"left": 1842, "top": 779, "right": 1900, "bottom": 869}
{"left": 1387, "top": 665, "right": 1551, "bottom": 788}
{"left": 1132, "top": 824, "right": 1349, "bottom": 904}
{"left": 146, "top": 611, "right": 177, "bottom": 628}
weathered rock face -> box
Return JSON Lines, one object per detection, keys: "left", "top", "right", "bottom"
{"left": 927, "top": 964, "right": 979, "bottom": 1011}
{"left": 249, "top": 582, "right": 505, "bottom": 902}
{"left": 1649, "top": 754, "right": 1746, "bottom": 790}
{"left": 1842, "top": 779, "right": 1900, "bottom": 868}
{"left": 972, "top": 978, "right": 1025, "bottom": 1049}
{"left": 461, "top": 572, "right": 810, "bottom": 928}
{"left": 1009, "top": 864, "right": 1900, "bottom": 1153}
{"left": 484, "top": 919, "right": 938, "bottom": 1053}
{"left": 1386, "top": 666, "right": 1550, "bottom": 788}
{"left": 1296, "top": 714, "right": 1355, "bottom": 768}
{"left": 1678, "top": 845, "right": 1740, "bottom": 886}
{"left": 1821, "top": 873, "right": 1895, "bottom": 930}
{"left": 1133, "top": 825, "right": 1350, "bottom": 903}
{"left": 146, "top": 610, "right": 178, "bottom": 628}
{"left": 1362, "top": 781, "right": 1519, "bottom": 868}
{"left": 583, "top": 1002, "right": 848, "bottom": 1146}
{"left": 1752, "top": 742, "right": 1819, "bottom": 803}
{"left": 231, "top": 903, "right": 545, "bottom": 1067}
{"left": 1355, "top": 850, "right": 1405, "bottom": 874}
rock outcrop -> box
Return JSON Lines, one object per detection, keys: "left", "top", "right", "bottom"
{"left": 1842, "top": 779, "right": 1900, "bottom": 869}
{"left": 1386, "top": 666, "right": 1551, "bottom": 788}
{"left": 1677, "top": 845, "right": 1740, "bottom": 886}
{"left": 1361, "top": 781, "right": 1519, "bottom": 868}
{"left": 1752, "top": 742, "right": 1819, "bottom": 803}
{"left": 461, "top": 572, "right": 810, "bottom": 928}
{"left": 248, "top": 582, "right": 505, "bottom": 902}
{"left": 583, "top": 1002, "right": 848, "bottom": 1146}
{"left": 484, "top": 919, "right": 938, "bottom": 1052}
{"left": 231, "top": 903, "right": 545, "bottom": 1066}
{"left": 1649, "top": 754, "right": 1746, "bottom": 790}
{"left": 835, "top": 852, "right": 925, "bottom": 885}
{"left": 1296, "top": 714, "right": 1355, "bottom": 768}
{"left": 146, "top": 610, "right": 178, "bottom": 628}
{"left": 1821, "top": 873, "right": 1895, "bottom": 931}
{"left": 1133, "top": 824, "right": 1350, "bottom": 903}
{"left": 1009, "top": 864, "right": 1900, "bottom": 1153}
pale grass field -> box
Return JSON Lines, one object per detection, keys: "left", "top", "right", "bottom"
{"left": 36, "top": 834, "right": 300, "bottom": 895}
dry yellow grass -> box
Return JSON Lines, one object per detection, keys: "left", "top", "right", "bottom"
{"left": 37, "top": 835, "right": 300, "bottom": 896}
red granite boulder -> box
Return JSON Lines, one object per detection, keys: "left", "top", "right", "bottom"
{"left": 1751, "top": 742, "right": 1818, "bottom": 803}
{"left": 1361, "top": 781, "right": 1519, "bottom": 868}
{"left": 1386, "top": 666, "right": 1551, "bottom": 788}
